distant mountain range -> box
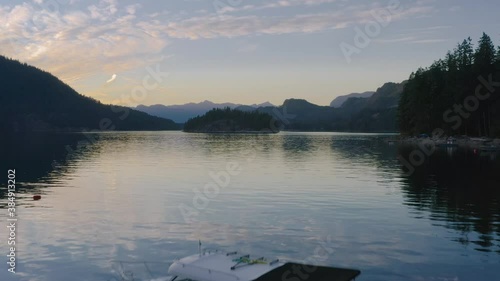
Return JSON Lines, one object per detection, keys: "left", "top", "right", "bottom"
{"left": 0, "top": 56, "right": 179, "bottom": 132}
{"left": 336, "top": 81, "right": 406, "bottom": 131}
{"left": 330, "top": 91, "right": 375, "bottom": 108}
{"left": 0, "top": 54, "right": 405, "bottom": 133}
{"left": 273, "top": 81, "right": 405, "bottom": 131}
{"left": 135, "top": 101, "right": 274, "bottom": 123}
{"left": 136, "top": 81, "right": 405, "bottom": 132}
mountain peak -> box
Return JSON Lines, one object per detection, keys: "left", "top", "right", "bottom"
{"left": 283, "top": 98, "right": 319, "bottom": 107}
{"left": 251, "top": 101, "right": 274, "bottom": 108}
{"left": 330, "top": 91, "right": 375, "bottom": 108}
{"left": 283, "top": 98, "right": 312, "bottom": 105}
{"left": 136, "top": 101, "right": 271, "bottom": 123}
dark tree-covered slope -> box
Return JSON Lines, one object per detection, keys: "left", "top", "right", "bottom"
{"left": 398, "top": 33, "right": 500, "bottom": 137}
{"left": 337, "top": 81, "right": 406, "bottom": 132}
{"left": 273, "top": 99, "right": 342, "bottom": 131}
{"left": 330, "top": 91, "right": 374, "bottom": 108}
{"left": 0, "top": 56, "right": 179, "bottom": 132}
{"left": 183, "top": 107, "right": 277, "bottom": 133}
{"left": 257, "top": 82, "right": 404, "bottom": 132}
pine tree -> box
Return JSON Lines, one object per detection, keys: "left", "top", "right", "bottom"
{"left": 399, "top": 33, "right": 500, "bottom": 137}
{"left": 454, "top": 37, "right": 474, "bottom": 70}
{"left": 496, "top": 46, "right": 500, "bottom": 66}
{"left": 445, "top": 51, "right": 457, "bottom": 71}
{"left": 474, "top": 32, "right": 496, "bottom": 70}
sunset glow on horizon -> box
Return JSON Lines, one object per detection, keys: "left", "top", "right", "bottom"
{"left": 1, "top": 0, "right": 499, "bottom": 106}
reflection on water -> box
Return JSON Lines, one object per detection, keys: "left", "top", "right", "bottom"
{"left": 0, "top": 132, "right": 499, "bottom": 281}
{"left": 0, "top": 133, "right": 91, "bottom": 200}
{"left": 398, "top": 146, "right": 500, "bottom": 254}
{"left": 282, "top": 133, "right": 313, "bottom": 153}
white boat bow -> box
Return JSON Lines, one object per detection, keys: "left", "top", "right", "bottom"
{"left": 168, "top": 249, "right": 360, "bottom": 281}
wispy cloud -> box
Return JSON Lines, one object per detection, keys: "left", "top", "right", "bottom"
{"left": 374, "top": 25, "right": 452, "bottom": 45}
{"left": 106, "top": 73, "right": 117, "bottom": 83}
{"left": 159, "top": 3, "right": 433, "bottom": 40}
{"left": 405, "top": 25, "right": 453, "bottom": 33}
{"left": 411, "top": 39, "right": 449, "bottom": 44}
{"left": 375, "top": 36, "right": 449, "bottom": 44}
{"left": 375, "top": 36, "right": 417, "bottom": 43}
{"left": 216, "top": 0, "right": 340, "bottom": 14}
{"left": 0, "top": 0, "right": 436, "bottom": 89}
{"left": 0, "top": 0, "right": 168, "bottom": 84}
{"left": 159, "top": 13, "right": 352, "bottom": 40}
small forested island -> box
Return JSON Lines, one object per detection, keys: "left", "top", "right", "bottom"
{"left": 399, "top": 32, "right": 500, "bottom": 137}
{"left": 183, "top": 108, "right": 278, "bottom": 133}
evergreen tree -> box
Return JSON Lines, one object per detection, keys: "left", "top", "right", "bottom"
{"left": 474, "top": 32, "right": 496, "bottom": 71}
{"left": 496, "top": 46, "right": 500, "bottom": 65}
{"left": 455, "top": 37, "right": 474, "bottom": 70}
{"left": 398, "top": 33, "right": 500, "bottom": 137}
{"left": 183, "top": 108, "right": 277, "bottom": 133}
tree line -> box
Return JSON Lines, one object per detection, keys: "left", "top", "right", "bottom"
{"left": 183, "top": 107, "right": 277, "bottom": 132}
{"left": 398, "top": 33, "right": 500, "bottom": 137}
{"left": 0, "top": 56, "right": 179, "bottom": 132}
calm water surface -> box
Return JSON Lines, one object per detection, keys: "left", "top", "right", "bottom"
{"left": 1, "top": 132, "right": 499, "bottom": 281}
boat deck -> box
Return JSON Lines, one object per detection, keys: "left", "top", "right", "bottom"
{"left": 169, "top": 251, "right": 284, "bottom": 281}
{"left": 253, "top": 262, "right": 361, "bottom": 281}
{"left": 169, "top": 250, "right": 360, "bottom": 281}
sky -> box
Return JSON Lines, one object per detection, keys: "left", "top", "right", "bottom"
{"left": 0, "top": 0, "right": 499, "bottom": 107}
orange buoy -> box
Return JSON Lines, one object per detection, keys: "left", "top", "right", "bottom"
{"left": 33, "top": 195, "right": 42, "bottom": 200}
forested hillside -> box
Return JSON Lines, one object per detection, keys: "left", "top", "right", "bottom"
{"left": 0, "top": 56, "right": 179, "bottom": 132}
{"left": 244, "top": 82, "right": 405, "bottom": 132}
{"left": 183, "top": 107, "right": 276, "bottom": 132}
{"left": 398, "top": 33, "right": 500, "bottom": 137}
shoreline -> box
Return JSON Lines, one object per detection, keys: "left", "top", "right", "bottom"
{"left": 396, "top": 136, "right": 500, "bottom": 150}
{"left": 182, "top": 130, "right": 279, "bottom": 134}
